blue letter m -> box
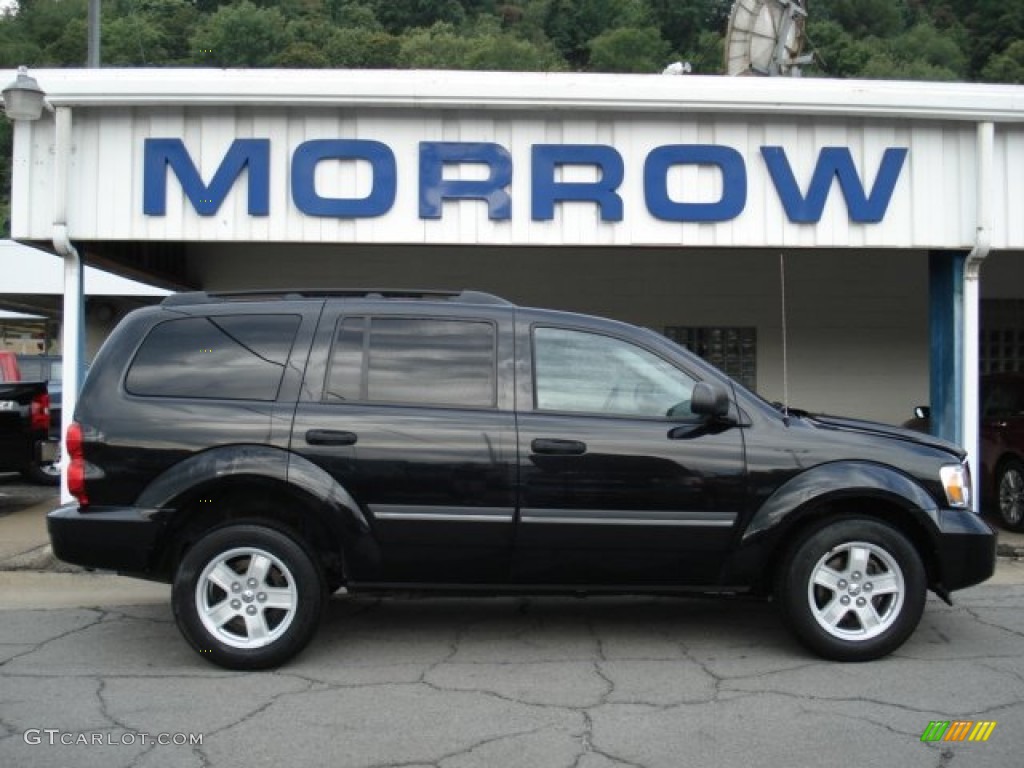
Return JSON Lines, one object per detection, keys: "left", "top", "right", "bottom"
{"left": 144, "top": 138, "right": 270, "bottom": 216}
{"left": 761, "top": 146, "right": 907, "bottom": 223}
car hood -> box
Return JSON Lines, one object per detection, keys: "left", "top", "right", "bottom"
{"left": 803, "top": 413, "right": 967, "bottom": 461}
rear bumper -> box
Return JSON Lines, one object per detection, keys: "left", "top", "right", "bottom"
{"left": 47, "top": 503, "right": 169, "bottom": 579}
{"left": 932, "top": 508, "right": 997, "bottom": 592}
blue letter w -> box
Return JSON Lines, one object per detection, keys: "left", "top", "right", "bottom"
{"left": 144, "top": 138, "right": 270, "bottom": 216}
{"left": 761, "top": 146, "right": 907, "bottom": 223}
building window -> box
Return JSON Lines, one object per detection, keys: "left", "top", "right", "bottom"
{"left": 664, "top": 326, "right": 757, "bottom": 390}
{"left": 981, "top": 300, "right": 1024, "bottom": 375}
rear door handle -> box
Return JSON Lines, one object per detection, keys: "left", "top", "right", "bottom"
{"left": 531, "top": 438, "right": 587, "bottom": 455}
{"left": 305, "top": 429, "right": 358, "bottom": 446}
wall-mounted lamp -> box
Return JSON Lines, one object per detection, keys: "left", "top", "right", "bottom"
{"left": 2, "top": 66, "right": 51, "bottom": 121}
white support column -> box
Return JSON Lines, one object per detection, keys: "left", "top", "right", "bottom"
{"left": 52, "top": 105, "right": 83, "bottom": 505}
{"left": 964, "top": 121, "right": 994, "bottom": 507}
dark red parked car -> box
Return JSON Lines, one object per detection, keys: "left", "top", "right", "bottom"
{"left": 981, "top": 374, "right": 1024, "bottom": 531}
{"left": 904, "top": 374, "right": 1024, "bottom": 531}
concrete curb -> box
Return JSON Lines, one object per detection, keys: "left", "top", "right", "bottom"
{"left": 997, "top": 541, "right": 1024, "bottom": 559}
{"left": 0, "top": 543, "right": 85, "bottom": 572}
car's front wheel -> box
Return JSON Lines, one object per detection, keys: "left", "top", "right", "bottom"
{"left": 172, "top": 524, "right": 324, "bottom": 669}
{"left": 996, "top": 459, "right": 1024, "bottom": 532}
{"left": 776, "top": 518, "right": 926, "bottom": 661}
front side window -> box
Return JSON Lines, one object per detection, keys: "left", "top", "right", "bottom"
{"left": 326, "top": 317, "right": 497, "bottom": 408}
{"left": 126, "top": 315, "right": 300, "bottom": 400}
{"left": 534, "top": 327, "right": 696, "bottom": 418}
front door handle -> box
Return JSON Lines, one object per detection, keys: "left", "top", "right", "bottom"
{"left": 531, "top": 438, "right": 587, "bottom": 455}
{"left": 305, "top": 429, "right": 358, "bottom": 446}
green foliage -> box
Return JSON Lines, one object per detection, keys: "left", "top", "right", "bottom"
{"left": 543, "top": 0, "right": 652, "bottom": 68}
{"left": 588, "top": 26, "right": 669, "bottom": 73}
{"left": 816, "top": 0, "right": 908, "bottom": 38}
{"left": 190, "top": 1, "right": 289, "bottom": 67}
{"left": 982, "top": 40, "right": 1024, "bottom": 83}
{"left": 397, "top": 20, "right": 562, "bottom": 70}
{"left": 808, "top": 19, "right": 966, "bottom": 81}
{"left": 647, "top": 0, "right": 729, "bottom": 55}
{"left": 0, "top": 0, "right": 1016, "bottom": 82}
{"left": 103, "top": 16, "right": 171, "bottom": 65}
{"left": 683, "top": 29, "right": 724, "bottom": 75}
{"left": 325, "top": 27, "right": 400, "bottom": 67}
{"left": 371, "top": 0, "right": 468, "bottom": 34}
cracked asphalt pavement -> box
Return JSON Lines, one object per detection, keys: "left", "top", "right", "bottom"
{"left": 2, "top": 575, "right": 1023, "bottom": 768}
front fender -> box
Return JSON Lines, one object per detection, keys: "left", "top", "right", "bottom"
{"left": 742, "top": 460, "right": 939, "bottom": 541}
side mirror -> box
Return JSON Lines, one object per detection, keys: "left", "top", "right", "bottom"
{"left": 914, "top": 405, "right": 931, "bottom": 419}
{"left": 690, "top": 381, "right": 730, "bottom": 419}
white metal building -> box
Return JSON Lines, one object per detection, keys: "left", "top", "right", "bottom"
{"left": 5, "top": 68, "right": 1024, "bottom": 497}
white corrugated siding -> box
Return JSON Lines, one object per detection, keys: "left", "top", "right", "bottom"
{"left": 12, "top": 104, "right": 1023, "bottom": 249}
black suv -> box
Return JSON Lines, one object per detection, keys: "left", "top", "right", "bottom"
{"left": 48, "top": 290, "right": 995, "bottom": 669}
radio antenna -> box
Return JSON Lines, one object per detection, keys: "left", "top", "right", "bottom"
{"left": 779, "top": 252, "right": 790, "bottom": 424}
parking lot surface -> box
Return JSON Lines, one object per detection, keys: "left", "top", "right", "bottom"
{"left": 2, "top": 473, "right": 1023, "bottom": 767}
{"left": 2, "top": 581, "right": 1023, "bottom": 768}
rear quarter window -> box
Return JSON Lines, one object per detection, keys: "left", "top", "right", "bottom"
{"left": 126, "top": 315, "right": 300, "bottom": 400}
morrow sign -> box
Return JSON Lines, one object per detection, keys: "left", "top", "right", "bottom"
{"left": 143, "top": 138, "right": 908, "bottom": 224}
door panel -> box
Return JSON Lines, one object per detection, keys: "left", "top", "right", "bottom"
{"left": 291, "top": 306, "right": 517, "bottom": 584}
{"left": 512, "top": 325, "right": 746, "bottom": 586}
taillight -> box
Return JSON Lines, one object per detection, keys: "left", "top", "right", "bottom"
{"left": 66, "top": 422, "right": 88, "bottom": 507}
{"left": 29, "top": 392, "right": 50, "bottom": 431}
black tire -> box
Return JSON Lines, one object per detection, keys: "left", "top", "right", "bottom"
{"left": 995, "top": 458, "right": 1024, "bottom": 532}
{"left": 776, "top": 518, "right": 926, "bottom": 662}
{"left": 172, "top": 524, "right": 324, "bottom": 670}
{"left": 20, "top": 459, "right": 60, "bottom": 486}
{"left": 21, "top": 441, "right": 61, "bottom": 486}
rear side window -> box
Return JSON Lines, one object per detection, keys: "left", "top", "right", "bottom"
{"left": 326, "top": 316, "right": 496, "bottom": 408}
{"left": 126, "top": 315, "right": 300, "bottom": 400}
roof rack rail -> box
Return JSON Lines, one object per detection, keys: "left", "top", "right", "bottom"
{"left": 161, "top": 289, "right": 513, "bottom": 307}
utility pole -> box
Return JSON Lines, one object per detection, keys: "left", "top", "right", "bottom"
{"left": 87, "top": 0, "right": 100, "bottom": 68}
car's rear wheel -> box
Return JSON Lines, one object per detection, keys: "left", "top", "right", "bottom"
{"left": 21, "top": 441, "right": 61, "bottom": 486}
{"left": 776, "top": 518, "right": 926, "bottom": 661}
{"left": 996, "top": 459, "right": 1024, "bottom": 531}
{"left": 172, "top": 525, "right": 324, "bottom": 669}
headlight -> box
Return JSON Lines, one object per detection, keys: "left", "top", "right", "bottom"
{"left": 940, "top": 463, "right": 971, "bottom": 509}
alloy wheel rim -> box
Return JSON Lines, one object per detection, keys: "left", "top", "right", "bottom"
{"left": 195, "top": 547, "right": 298, "bottom": 650}
{"left": 807, "top": 541, "right": 905, "bottom": 641}
{"left": 999, "top": 469, "right": 1024, "bottom": 525}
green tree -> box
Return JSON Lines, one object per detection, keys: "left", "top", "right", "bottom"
{"left": 816, "top": 0, "right": 908, "bottom": 38}
{"left": 683, "top": 29, "right": 724, "bottom": 75}
{"left": 466, "top": 30, "right": 564, "bottom": 70}
{"left": 806, "top": 19, "right": 882, "bottom": 77}
{"left": 44, "top": 17, "right": 88, "bottom": 65}
{"left": 371, "top": 0, "right": 467, "bottom": 34}
{"left": 588, "top": 25, "right": 669, "bottom": 73}
{"left": 647, "top": 0, "right": 729, "bottom": 55}
{"left": 132, "top": 0, "right": 202, "bottom": 63}
{"left": 981, "top": 39, "right": 1024, "bottom": 83}
{"left": 397, "top": 20, "right": 562, "bottom": 70}
{"left": 325, "top": 27, "right": 401, "bottom": 67}
{"left": 274, "top": 41, "right": 330, "bottom": 67}
{"left": 103, "top": 15, "right": 170, "bottom": 65}
{"left": 326, "top": 0, "right": 383, "bottom": 29}
{"left": 190, "top": 0, "right": 289, "bottom": 66}
{"left": 543, "top": 0, "right": 652, "bottom": 68}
